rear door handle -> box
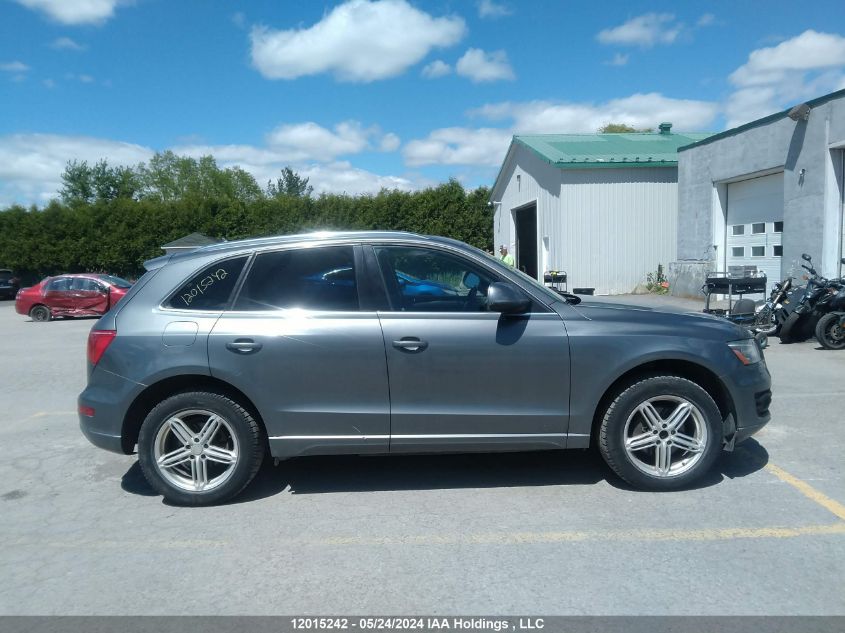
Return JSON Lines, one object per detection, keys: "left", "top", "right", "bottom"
{"left": 225, "top": 338, "right": 262, "bottom": 354}
{"left": 392, "top": 337, "right": 428, "bottom": 352}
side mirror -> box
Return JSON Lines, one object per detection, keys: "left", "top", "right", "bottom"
{"left": 841, "top": 257, "right": 845, "bottom": 265}
{"left": 487, "top": 282, "right": 530, "bottom": 314}
{"left": 462, "top": 271, "right": 480, "bottom": 289}
{"left": 802, "top": 253, "right": 812, "bottom": 262}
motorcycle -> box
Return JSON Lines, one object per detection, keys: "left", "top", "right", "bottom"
{"left": 813, "top": 260, "right": 845, "bottom": 349}
{"left": 816, "top": 310, "right": 845, "bottom": 350}
{"left": 751, "top": 276, "right": 793, "bottom": 335}
{"left": 778, "top": 254, "right": 844, "bottom": 343}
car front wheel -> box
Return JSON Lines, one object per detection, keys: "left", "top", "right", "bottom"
{"left": 138, "top": 391, "right": 265, "bottom": 506}
{"left": 598, "top": 376, "right": 723, "bottom": 490}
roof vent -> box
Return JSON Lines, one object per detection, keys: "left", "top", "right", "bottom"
{"left": 659, "top": 122, "right": 672, "bottom": 135}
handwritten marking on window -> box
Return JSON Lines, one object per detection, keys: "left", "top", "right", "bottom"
{"left": 180, "top": 268, "right": 229, "bottom": 306}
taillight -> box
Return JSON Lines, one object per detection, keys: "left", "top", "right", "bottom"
{"left": 87, "top": 329, "right": 116, "bottom": 366}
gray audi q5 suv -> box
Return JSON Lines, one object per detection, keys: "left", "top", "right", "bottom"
{"left": 79, "top": 231, "right": 772, "bottom": 505}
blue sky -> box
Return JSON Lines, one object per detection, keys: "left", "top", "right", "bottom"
{"left": 1, "top": 0, "right": 844, "bottom": 205}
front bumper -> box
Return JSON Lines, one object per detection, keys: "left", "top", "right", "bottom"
{"left": 721, "top": 354, "right": 772, "bottom": 447}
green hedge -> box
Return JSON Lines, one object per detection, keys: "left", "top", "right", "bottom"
{"left": 0, "top": 180, "right": 493, "bottom": 281}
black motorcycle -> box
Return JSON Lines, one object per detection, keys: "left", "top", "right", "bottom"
{"left": 777, "top": 254, "right": 828, "bottom": 343}
{"left": 752, "top": 276, "right": 793, "bottom": 335}
{"left": 779, "top": 255, "right": 845, "bottom": 343}
{"left": 814, "top": 265, "right": 845, "bottom": 350}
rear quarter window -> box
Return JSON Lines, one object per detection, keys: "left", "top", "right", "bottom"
{"left": 165, "top": 256, "right": 248, "bottom": 310}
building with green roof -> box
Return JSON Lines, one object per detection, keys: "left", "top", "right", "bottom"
{"left": 490, "top": 123, "right": 712, "bottom": 295}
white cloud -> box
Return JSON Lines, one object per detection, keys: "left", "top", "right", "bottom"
{"left": 697, "top": 13, "right": 715, "bottom": 27}
{"left": 13, "top": 0, "right": 129, "bottom": 25}
{"left": 379, "top": 133, "right": 401, "bottom": 152}
{"left": 0, "top": 61, "right": 30, "bottom": 73}
{"left": 403, "top": 92, "right": 720, "bottom": 168}
{"left": 250, "top": 0, "right": 465, "bottom": 82}
{"left": 597, "top": 13, "right": 682, "bottom": 47}
{"left": 167, "top": 144, "right": 420, "bottom": 195}
{"left": 726, "top": 30, "right": 845, "bottom": 127}
{"left": 42, "top": 78, "right": 55, "bottom": 88}
{"left": 605, "top": 53, "right": 629, "bottom": 67}
{"left": 729, "top": 30, "right": 845, "bottom": 87}
{"left": 231, "top": 12, "right": 246, "bottom": 29}
{"left": 51, "top": 37, "right": 85, "bottom": 51}
{"left": 422, "top": 59, "right": 451, "bottom": 78}
{"left": 295, "top": 162, "right": 419, "bottom": 195}
{"left": 472, "top": 93, "right": 719, "bottom": 133}
{"left": 477, "top": 0, "right": 511, "bottom": 19}
{"left": 264, "top": 121, "right": 399, "bottom": 161}
{"left": 455, "top": 48, "right": 515, "bottom": 83}
{"left": 78, "top": 74, "right": 95, "bottom": 83}
{"left": 0, "top": 134, "right": 153, "bottom": 205}
{"left": 403, "top": 127, "right": 513, "bottom": 167}
{"left": 0, "top": 131, "right": 420, "bottom": 206}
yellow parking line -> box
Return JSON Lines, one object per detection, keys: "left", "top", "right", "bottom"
{"left": 28, "top": 411, "right": 76, "bottom": 419}
{"left": 765, "top": 462, "right": 845, "bottom": 521}
{"left": 313, "top": 523, "right": 845, "bottom": 546}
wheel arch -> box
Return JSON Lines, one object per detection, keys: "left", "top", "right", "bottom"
{"left": 121, "top": 375, "right": 267, "bottom": 454}
{"left": 590, "top": 359, "right": 735, "bottom": 442}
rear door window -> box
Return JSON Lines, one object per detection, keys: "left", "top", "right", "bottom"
{"left": 165, "top": 257, "right": 248, "bottom": 310}
{"left": 46, "top": 277, "right": 72, "bottom": 292}
{"left": 234, "top": 246, "right": 359, "bottom": 311}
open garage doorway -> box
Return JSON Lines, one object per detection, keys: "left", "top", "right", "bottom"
{"left": 513, "top": 203, "right": 538, "bottom": 279}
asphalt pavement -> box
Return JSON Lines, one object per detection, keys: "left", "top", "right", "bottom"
{"left": 0, "top": 297, "right": 843, "bottom": 615}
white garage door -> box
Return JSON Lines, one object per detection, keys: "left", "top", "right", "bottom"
{"left": 726, "top": 173, "right": 784, "bottom": 291}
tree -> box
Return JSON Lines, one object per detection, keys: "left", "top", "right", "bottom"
{"left": 598, "top": 123, "right": 653, "bottom": 133}
{"left": 59, "top": 160, "right": 96, "bottom": 205}
{"left": 60, "top": 159, "right": 141, "bottom": 204}
{"left": 267, "top": 167, "right": 313, "bottom": 198}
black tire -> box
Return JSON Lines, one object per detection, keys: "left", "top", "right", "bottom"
{"left": 29, "top": 304, "right": 51, "bottom": 322}
{"left": 138, "top": 391, "right": 264, "bottom": 506}
{"left": 778, "top": 311, "right": 806, "bottom": 343}
{"left": 753, "top": 305, "right": 778, "bottom": 335}
{"left": 598, "top": 375, "right": 723, "bottom": 491}
{"left": 815, "top": 313, "right": 845, "bottom": 350}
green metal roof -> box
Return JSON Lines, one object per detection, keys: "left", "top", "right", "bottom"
{"left": 515, "top": 131, "right": 714, "bottom": 169}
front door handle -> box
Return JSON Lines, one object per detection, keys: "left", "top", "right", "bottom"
{"left": 392, "top": 337, "right": 428, "bottom": 352}
{"left": 225, "top": 338, "right": 262, "bottom": 354}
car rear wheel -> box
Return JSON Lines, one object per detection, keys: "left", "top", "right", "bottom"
{"left": 598, "top": 376, "right": 722, "bottom": 490}
{"left": 29, "top": 305, "right": 51, "bottom": 322}
{"left": 137, "top": 391, "right": 264, "bottom": 506}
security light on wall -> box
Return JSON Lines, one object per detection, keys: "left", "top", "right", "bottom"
{"left": 787, "top": 103, "right": 811, "bottom": 121}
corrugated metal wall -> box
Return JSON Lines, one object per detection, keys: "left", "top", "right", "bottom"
{"left": 493, "top": 146, "right": 679, "bottom": 295}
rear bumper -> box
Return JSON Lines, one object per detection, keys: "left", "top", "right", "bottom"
{"left": 79, "top": 420, "right": 124, "bottom": 454}
{"left": 78, "top": 368, "right": 142, "bottom": 455}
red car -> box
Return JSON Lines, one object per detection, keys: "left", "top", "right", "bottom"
{"left": 15, "top": 274, "right": 132, "bottom": 322}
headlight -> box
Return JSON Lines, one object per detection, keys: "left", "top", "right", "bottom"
{"left": 728, "top": 339, "right": 762, "bottom": 365}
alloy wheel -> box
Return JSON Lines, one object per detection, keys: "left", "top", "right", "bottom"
{"left": 623, "top": 395, "right": 708, "bottom": 478}
{"left": 153, "top": 409, "right": 240, "bottom": 492}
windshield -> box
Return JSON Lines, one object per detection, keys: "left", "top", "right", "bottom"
{"left": 98, "top": 274, "right": 132, "bottom": 288}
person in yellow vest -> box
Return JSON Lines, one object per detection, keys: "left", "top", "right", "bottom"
{"left": 499, "top": 244, "right": 515, "bottom": 267}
